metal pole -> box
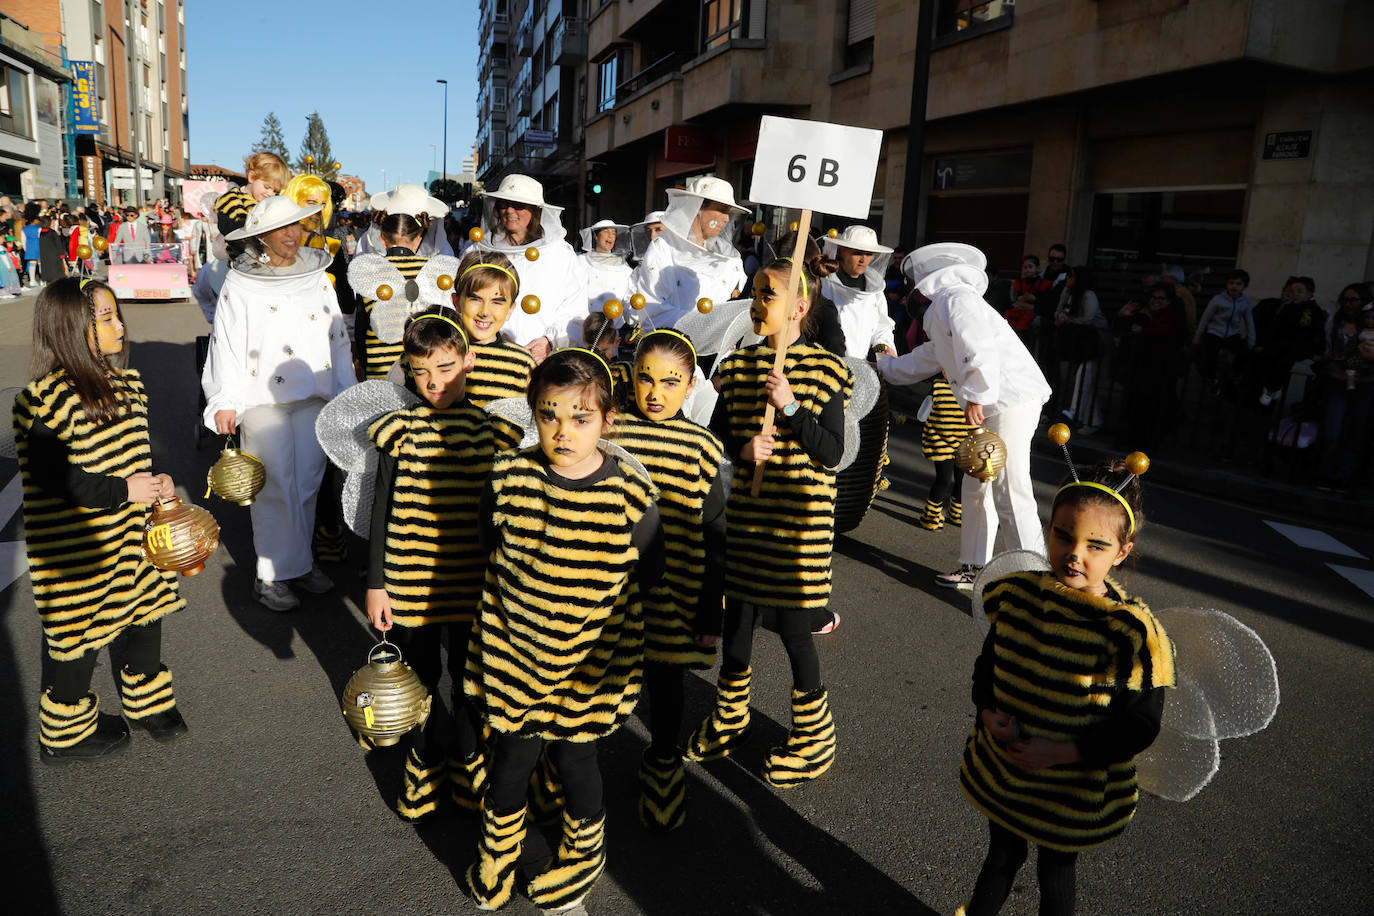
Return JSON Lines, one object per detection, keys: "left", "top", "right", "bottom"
{"left": 125, "top": 1, "right": 143, "bottom": 206}
{"left": 437, "top": 79, "right": 449, "bottom": 184}
{"left": 899, "top": 0, "right": 935, "bottom": 251}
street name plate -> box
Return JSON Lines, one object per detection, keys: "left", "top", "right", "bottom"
{"left": 1262, "top": 130, "right": 1312, "bottom": 161}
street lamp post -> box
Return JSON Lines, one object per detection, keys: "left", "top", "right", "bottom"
{"left": 436, "top": 79, "right": 449, "bottom": 184}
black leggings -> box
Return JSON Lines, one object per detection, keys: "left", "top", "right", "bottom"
{"left": 49, "top": 620, "right": 163, "bottom": 705}
{"left": 644, "top": 661, "right": 685, "bottom": 754}
{"left": 967, "top": 820, "right": 1078, "bottom": 916}
{"left": 391, "top": 621, "right": 480, "bottom": 759}
{"left": 721, "top": 600, "right": 821, "bottom": 693}
{"left": 928, "top": 458, "right": 958, "bottom": 506}
{"left": 485, "top": 734, "right": 601, "bottom": 819}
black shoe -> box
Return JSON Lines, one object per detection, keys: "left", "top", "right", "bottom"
{"left": 128, "top": 708, "right": 189, "bottom": 743}
{"left": 39, "top": 713, "right": 131, "bottom": 765}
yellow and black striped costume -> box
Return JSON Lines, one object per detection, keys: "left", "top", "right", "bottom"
{"left": 922, "top": 373, "right": 972, "bottom": 460}
{"left": 358, "top": 252, "right": 428, "bottom": 380}
{"left": 610, "top": 411, "right": 724, "bottom": 668}
{"left": 369, "top": 403, "right": 522, "bottom": 626}
{"left": 214, "top": 187, "right": 257, "bottom": 258}
{"left": 961, "top": 571, "right": 1175, "bottom": 852}
{"left": 464, "top": 451, "right": 657, "bottom": 741}
{"left": 466, "top": 340, "right": 537, "bottom": 408}
{"left": 13, "top": 370, "right": 185, "bottom": 661}
{"left": 717, "top": 343, "right": 852, "bottom": 611}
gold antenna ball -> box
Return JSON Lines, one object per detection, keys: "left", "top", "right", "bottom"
{"left": 1124, "top": 452, "right": 1150, "bottom": 476}
{"left": 751, "top": 221, "right": 766, "bottom": 237}
{"left": 826, "top": 228, "right": 839, "bottom": 238}
{"left": 1047, "top": 423, "right": 1071, "bottom": 446}
{"left": 629, "top": 293, "right": 647, "bottom": 311}
{"left": 602, "top": 299, "right": 623, "bottom": 320}
{"left": 375, "top": 284, "right": 393, "bottom": 301}
{"left": 468, "top": 227, "right": 484, "bottom": 243}
{"left": 696, "top": 297, "right": 713, "bottom": 314}
{"left": 521, "top": 294, "right": 541, "bottom": 314}
{"left": 436, "top": 274, "right": 454, "bottom": 291}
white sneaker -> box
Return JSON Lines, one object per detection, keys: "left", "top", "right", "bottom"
{"left": 291, "top": 566, "right": 334, "bottom": 595}
{"left": 254, "top": 578, "right": 301, "bottom": 612}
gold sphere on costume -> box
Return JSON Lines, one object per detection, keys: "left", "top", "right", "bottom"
{"left": 1124, "top": 452, "right": 1150, "bottom": 477}
{"left": 76, "top": 244, "right": 93, "bottom": 260}
{"left": 375, "top": 284, "right": 393, "bottom": 301}
{"left": 696, "top": 297, "right": 713, "bottom": 314}
{"left": 752, "top": 221, "right": 766, "bottom": 237}
{"left": 332, "top": 162, "right": 341, "bottom": 171}
{"left": 629, "top": 293, "right": 646, "bottom": 311}
{"left": 468, "top": 227, "right": 484, "bottom": 243}
{"left": 341, "top": 642, "right": 432, "bottom": 747}
{"left": 826, "top": 228, "right": 839, "bottom": 239}
{"left": 206, "top": 441, "right": 266, "bottom": 506}
{"left": 955, "top": 427, "right": 1008, "bottom": 482}
{"left": 789, "top": 221, "right": 799, "bottom": 231}
{"left": 92, "top": 236, "right": 109, "bottom": 252}
{"left": 521, "top": 294, "right": 541, "bottom": 314}
{"left": 141, "top": 496, "right": 220, "bottom": 577}
{"left": 1048, "top": 423, "right": 1071, "bottom": 446}
{"left": 305, "top": 154, "right": 314, "bottom": 163}
{"left": 603, "top": 299, "right": 623, "bottom": 320}
{"left": 436, "top": 274, "right": 454, "bottom": 291}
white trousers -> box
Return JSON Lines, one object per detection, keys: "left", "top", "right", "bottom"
{"left": 960, "top": 401, "right": 1045, "bottom": 566}
{"left": 239, "top": 399, "right": 326, "bottom": 582}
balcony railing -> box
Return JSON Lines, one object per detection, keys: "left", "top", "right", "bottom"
{"left": 551, "top": 17, "right": 586, "bottom": 65}
{"left": 615, "top": 51, "right": 683, "bottom": 106}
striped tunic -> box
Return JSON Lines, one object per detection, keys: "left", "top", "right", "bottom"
{"left": 464, "top": 451, "right": 657, "bottom": 741}
{"left": 922, "top": 373, "right": 972, "bottom": 460}
{"left": 13, "top": 370, "right": 185, "bottom": 661}
{"left": 961, "top": 571, "right": 1175, "bottom": 851}
{"left": 369, "top": 402, "right": 522, "bottom": 626}
{"left": 717, "top": 342, "right": 852, "bottom": 611}
{"left": 466, "top": 340, "right": 536, "bottom": 408}
{"left": 611, "top": 411, "right": 724, "bottom": 668}
{"left": 360, "top": 253, "right": 428, "bottom": 380}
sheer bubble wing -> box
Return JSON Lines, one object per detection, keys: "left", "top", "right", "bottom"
{"left": 971, "top": 550, "right": 1054, "bottom": 639}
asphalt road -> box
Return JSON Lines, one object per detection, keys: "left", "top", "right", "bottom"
{"left": 1, "top": 295, "right": 1371, "bottom": 915}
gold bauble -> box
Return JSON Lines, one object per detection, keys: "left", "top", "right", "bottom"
{"left": 206, "top": 440, "right": 266, "bottom": 506}
{"left": 141, "top": 497, "right": 220, "bottom": 577}
{"left": 826, "top": 228, "right": 839, "bottom": 239}
{"left": 468, "top": 227, "right": 484, "bottom": 243}
{"left": 955, "top": 427, "right": 1008, "bottom": 482}
{"left": 332, "top": 162, "right": 341, "bottom": 171}
{"left": 629, "top": 293, "right": 646, "bottom": 311}
{"left": 1047, "top": 423, "right": 1071, "bottom": 446}
{"left": 789, "top": 221, "right": 799, "bottom": 231}
{"left": 1125, "top": 451, "right": 1150, "bottom": 477}
{"left": 524, "top": 246, "right": 540, "bottom": 262}
{"left": 375, "top": 284, "right": 393, "bottom": 301}
{"left": 76, "top": 244, "right": 94, "bottom": 260}
{"left": 305, "top": 154, "right": 314, "bottom": 163}
{"left": 436, "top": 274, "right": 454, "bottom": 291}
{"left": 521, "top": 294, "right": 541, "bottom": 314}
{"left": 603, "top": 299, "right": 623, "bottom": 320}
{"left": 696, "top": 297, "right": 713, "bottom": 314}
{"left": 341, "top": 642, "right": 432, "bottom": 747}
{"left": 92, "top": 236, "right": 109, "bottom": 252}
{"left": 751, "top": 221, "right": 766, "bottom": 237}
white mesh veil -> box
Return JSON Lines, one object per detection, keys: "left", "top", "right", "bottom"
{"left": 630, "top": 210, "right": 667, "bottom": 260}
{"left": 579, "top": 221, "right": 632, "bottom": 263}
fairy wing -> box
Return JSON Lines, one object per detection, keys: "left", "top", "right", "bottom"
{"left": 1136, "top": 607, "right": 1280, "bottom": 802}
{"left": 347, "top": 254, "right": 412, "bottom": 344}
{"left": 414, "top": 255, "right": 462, "bottom": 307}
{"left": 315, "top": 380, "right": 422, "bottom": 536}
{"left": 673, "top": 298, "right": 759, "bottom": 379}
{"left": 971, "top": 549, "right": 1053, "bottom": 639}
{"left": 839, "top": 357, "right": 881, "bottom": 472}
{"left": 482, "top": 397, "right": 537, "bottom": 449}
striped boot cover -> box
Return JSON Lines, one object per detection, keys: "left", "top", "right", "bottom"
{"left": 763, "top": 688, "right": 837, "bottom": 788}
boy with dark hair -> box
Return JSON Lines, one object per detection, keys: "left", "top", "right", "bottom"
{"left": 1194, "top": 268, "right": 1254, "bottom": 388}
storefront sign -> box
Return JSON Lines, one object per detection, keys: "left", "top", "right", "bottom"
{"left": 71, "top": 61, "right": 100, "bottom": 134}
{"left": 748, "top": 115, "right": 882, "bottom": 219}
{"left": 1262, "top": 130, "right": 1312, "bottom": 161}
{"left": 82, "top": 155, "right": 101, "bottom": 200}
{"left": 665, "top": 125, "right": 716, "bottom": 165}
{"left": 525, "top": 129, "right": 556, "bottom": 148}
{"left": 932, "top": 152, "right": 1032, "bottom": 191}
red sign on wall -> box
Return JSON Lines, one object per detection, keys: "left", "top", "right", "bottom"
{"left": 664, "top": 126, "right": 716, "bottom": 165}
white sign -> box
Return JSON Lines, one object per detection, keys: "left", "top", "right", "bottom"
{"left": 747, "top": 115, "right": 882, "bottom": 219}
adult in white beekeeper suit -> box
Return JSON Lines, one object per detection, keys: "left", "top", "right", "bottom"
{"left": 580, "top": 219, "right": 632, "bottom": 311}
{"left": 628, "top": 177, "right": 748, "bottom": 329}
{"left": 875, "top": 242, "right": 1051, "bottom": 588}
{"left": 628, "top": 210, "right": 666, "bottom": 265}
{"left": 354, "top": 184, "right": 454, "bottom": 258}
{"left": 821, "top": 225, "right": 897, "bottom": 359}
{"left": 476, "top": 174, "right": 586, "bottom": 362}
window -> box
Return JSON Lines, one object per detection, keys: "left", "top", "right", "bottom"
{"left": 492, "top": 86, "right": 506, "bottom": 112}
{"left": 937, "top": 0, "right": 1013, "bottom": 38}
{"left": 702, "top": 0, "right": 744, "bottom": 50}
{"left": 844, "top": 0, "right": 876, "bottom": 68}
{"left": 0, "top": 66, "right": 33, "bottom": 138}
{"left": 597, "top": 54, "right": 618, "bottom": 112}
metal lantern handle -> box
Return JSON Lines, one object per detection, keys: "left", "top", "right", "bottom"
{"left": 367, "top": 639, "right": 403, "bottom": 666}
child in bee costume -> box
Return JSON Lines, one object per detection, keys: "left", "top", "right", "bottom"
{"left": 687, "top": 258, "right": 852, "bottom": 787}
{"left": 447, "top": 250, "right": 537, "bottom": 407}
{"left": 348, "top": 213, "right": 433, "bottom": 381}
{"left": 918, "top": 373, "right": 971, "bottom": 530}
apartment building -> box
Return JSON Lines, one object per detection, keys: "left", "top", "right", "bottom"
{"left": 567, "top": 0, "right": 1371, "bottom": 297}
{"left": 0, "top": 11, "right": 70, "bottom": 200}
{"left": 2, "top": 0, "right": 190, "bottom": 204}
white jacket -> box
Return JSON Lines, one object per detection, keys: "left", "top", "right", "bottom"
{"left": 201, "top": 248, "right": 355, "bottom": 428}
{"left": 580, "top": 252, "right": 632, "bottom": 312}
{"left": 877, "top": 265, "right": 1050, "bottom": 415}
{"left": 478, "top": 238, "right": 587, "bottom": 348}
{"left": 822, "top": 270, "right": 896, "bottom": 358}
{"left": 629, "top": 232, "right": 746, "bottom": 329}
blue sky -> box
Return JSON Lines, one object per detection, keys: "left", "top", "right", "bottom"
{"left": 185, "top": 0, "right": 479, "bottom": 195}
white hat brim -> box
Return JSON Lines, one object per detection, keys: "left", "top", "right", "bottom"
{"left": 223, "top": 203, "right": 323, "bottom": 241}
{"left": 666, "top": 187, "right": 749, "bottom": 215}
{"left": 370, "top": 189, "right": 447, "bottom": 219}
{"left": 825, "top": 237, "right": 893, "bottom": 255}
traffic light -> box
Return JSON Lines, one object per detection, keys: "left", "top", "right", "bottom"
{"left": 587, "top": 166, "right": 603, "bottom": 198}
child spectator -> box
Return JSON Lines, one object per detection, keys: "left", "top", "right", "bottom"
{"left": 1194, "top": 269, "right": 1255, "bottom": 387}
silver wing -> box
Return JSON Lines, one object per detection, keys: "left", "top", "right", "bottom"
{"left": 483, "top": 397, "right": 537, "bottom": 449}
{"left": 971, "top": 550, "right": 1054, "bottom": 639}
{"left": 839, "top": 358, "right": 880, "bottom": 472}
{"left": 414, "top": 255, "right": 462, "bottom": 307}
{"left": 347, "top": 254, "right": 412, "bottom": 344}
{"left": 315, "top": 381, "right": 423, "bottom": 536}
{"left": 673, "top": 298, "right": 758, "bottom": 379}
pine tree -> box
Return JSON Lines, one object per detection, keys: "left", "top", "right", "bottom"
{"left": 256, "top": 112, "right": 290, "bottom": 163}
{"left": 295, "top": 112, "right": 339, "bottom": 181}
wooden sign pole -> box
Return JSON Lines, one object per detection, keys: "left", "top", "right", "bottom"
{"left": 749, "top": 208, "right": 812, "bottom": 496}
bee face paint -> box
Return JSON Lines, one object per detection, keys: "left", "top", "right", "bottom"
{"left": 458, "top": 282, "right": 515, "bottom": 344}
{"left": 750, "top": 270, "right": 792, "bottom": 338}
{"left": 535, "top": 385, "right": 610, "bottom": 479}
{"left": 634, "top": 352, "right": 694, "bottom": 421}
{"left": 87, "top": 289, "right": 125, "bottom": 356}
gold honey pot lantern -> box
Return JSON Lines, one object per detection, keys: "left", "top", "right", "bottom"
{"left": 955, "top": 427, "right": 1008, "bottom": 482}
{"left": 342, "top": 641, "right": 432, "bottom": 747}
{"left": 206, "top": 436, "right": 266, "bottom": 506}
{"left": 142, "top": 496, "right": 220, "bottom": 577}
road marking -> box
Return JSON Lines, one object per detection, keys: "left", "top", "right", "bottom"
{"left": 1327, "top": 565, "right": 1374, "bottom": 603}
{"left": 0, "top": 539, "right": 27, "bottom": 593}
{"left": 1265, "top": 521, "right": 1366, "bottom": 559}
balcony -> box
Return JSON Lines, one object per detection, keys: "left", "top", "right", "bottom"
{"left": 551, "top": 17, "right": 585, "bottom": 65}
{"left": 515, "top": 3, "right": 534, "bottom": 56}
{"left": 517, "top": 88, "right": 531, "bottom": 117}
